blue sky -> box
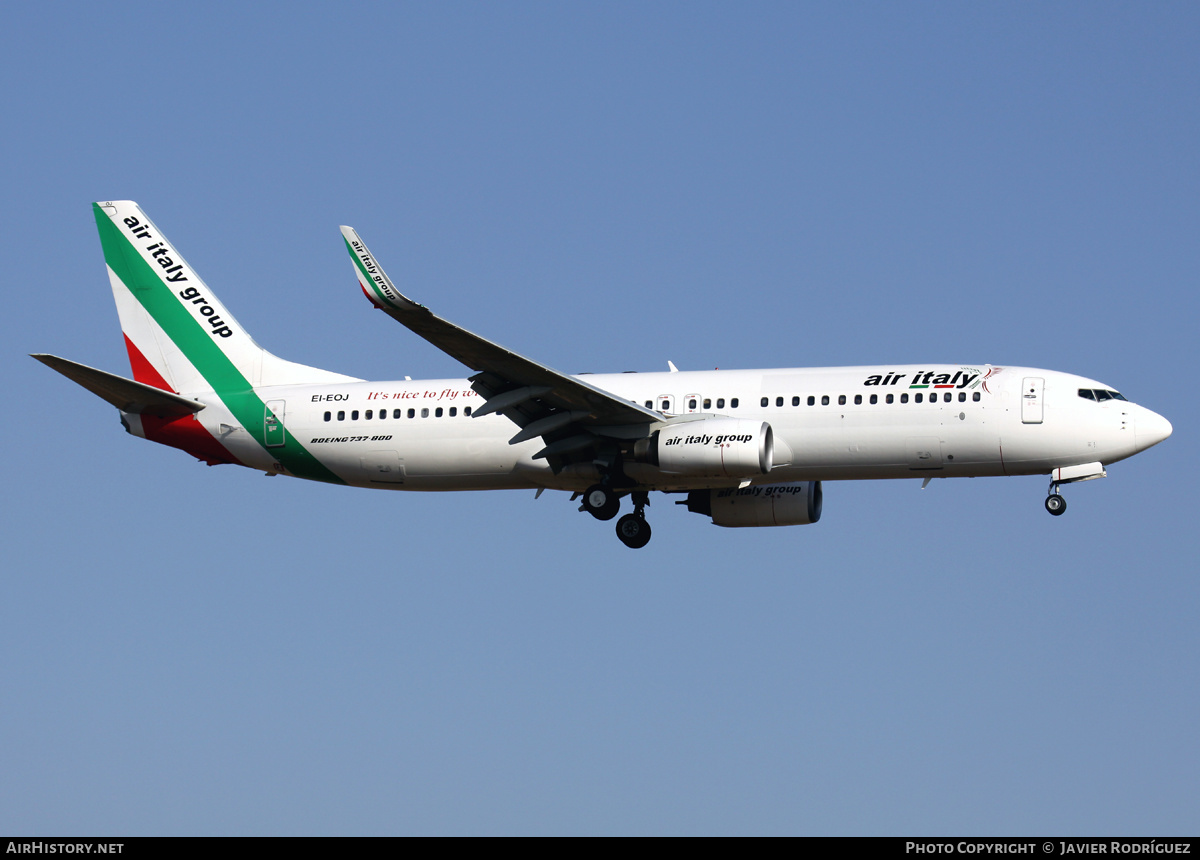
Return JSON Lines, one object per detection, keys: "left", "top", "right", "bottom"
{"left": 2, "top": 2, "right": 1197, "bottom": 835}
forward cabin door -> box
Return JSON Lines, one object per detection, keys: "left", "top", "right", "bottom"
{"left": 1021, "top": 377, "right": 1044, "bottom": 424}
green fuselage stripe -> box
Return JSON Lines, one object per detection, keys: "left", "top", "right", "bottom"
{"left": 94, "top": 204, "right": 344, "bottom": 484}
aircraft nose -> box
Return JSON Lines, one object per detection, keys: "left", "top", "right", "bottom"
{"left": 1135, "top": 408, "right": 1173, "bottom": 452}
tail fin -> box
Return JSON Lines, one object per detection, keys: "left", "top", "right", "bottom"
{"left": 94, "top": 201, "right": 358, "bottom": 395}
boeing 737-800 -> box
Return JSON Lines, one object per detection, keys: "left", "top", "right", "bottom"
{"left": 34, "top": 201, "right": 1173, "bottom": 548}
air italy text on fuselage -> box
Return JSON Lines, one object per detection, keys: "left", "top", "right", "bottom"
{"left": 863, "top": 371, "right": 980, "bottom": 389}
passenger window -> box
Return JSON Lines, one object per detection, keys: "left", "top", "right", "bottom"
{"left": 901, "top": 393, "right": 909, "bottom": 403}
{"left": 914, "top": 393, "right": 923, "bottom": 403}
{"left": 407, "top": 408, "right": 415, "bottom": 418}
{"left": 645, "top": 400, "right": 652, "bottom": 408}
{"left": 943, "top": 392, "right": 951, "bottom": 403}
{"left": 435, "top": 407, "right": 444, "bottom": 417}
{"left": 351, "top": 410, "right": 359, "bottom": 420}
{"left": 717, "top": 398, "right": 725, "bottom": 409}
{"left": 421, "top": 408, "right": 429, "bottom": 418}
{"left": 761, "top": 397, "right": 768, "bottom": 407}
{"left": 870, "top": 394, "right": 878, "bottom": 405}
{"left": 394, "top": 409, "right": 402, "bottom": 418}
{"left": 821, "top": 395, "right": 830, "bottom": 406}
{"left": 958, "top": 392, "right": 966, "bottom": 402}
{"left": 972, "top": 392, "right": 980, "bottom": 402}
{"left": 449, "top": 407, "right": 457, "bottom": 417}
{"left": 886, "top": 394, "right": 894, "bottom": 404}
{"left": 337, "top": 411, "right": 345, "bottom": 421}
{"left": 324, "top": 411, "right": 331, "bottom": 422}
{"left": 661, "top": 399, "right": 670, "bottom": 410}
{"left": 807, "top": 396, "right": 815, "bottom": 406}
{"left": 792, "top": 396, "right": 800, "bottom": 406}
{"left": 703, "top": 398, "right": 711, "bottom": 410}
{"left": 838, "top": 395, "right": 847, "bottom": 405}
{"left": 854, "top": 394, "right": 862, "bottom": 405}
{"left": 689, "top": 399, "right": 697, "bottom": 409}
{"left": 731, "top": 398, "right": 739, "bottom": 408}
{"left": 464, "top": 406, "right": 472, "bottom": 416}
{"left": 365, "top": 410, "right": 373, "bottom": 420}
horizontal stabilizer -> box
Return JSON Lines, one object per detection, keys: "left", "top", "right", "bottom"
{"left": 31, "top": 354, "right": 206, "bottom": 418}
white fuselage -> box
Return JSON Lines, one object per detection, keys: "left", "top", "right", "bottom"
{"left": 167, "top": 364, "right": 1170, "bottom": 492}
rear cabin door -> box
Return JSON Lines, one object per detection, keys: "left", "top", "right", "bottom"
{"left": 264, "top": 400, "right": 286, "bottom": 447}
{"left": 1021, "top": 377, "right": 1044, "bottom": 424}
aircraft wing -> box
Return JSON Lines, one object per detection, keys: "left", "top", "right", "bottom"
{"left": 341, "top": 227, "right": 661, "bottom": 467}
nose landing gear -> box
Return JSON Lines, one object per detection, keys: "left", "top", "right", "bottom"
{"left": 1045, "top": 481, "right": 1067, "bottom": 516}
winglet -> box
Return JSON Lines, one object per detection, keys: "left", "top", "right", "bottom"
{"left": 341, "top": 226, "right": 422, "bottom": 312}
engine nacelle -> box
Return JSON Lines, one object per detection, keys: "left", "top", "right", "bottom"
{"left": 637, "top": 418, "right": 773, "bottom": 479}
{"left": 679, "top": 481, "right": 823, "bottom": 527}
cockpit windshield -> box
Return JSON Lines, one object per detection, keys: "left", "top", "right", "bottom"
{"left": 1078, "top": 388, "right": 1127, "bottom": 402}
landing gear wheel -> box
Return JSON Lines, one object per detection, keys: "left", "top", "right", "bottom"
{"left": 583, "top": 484, "right": 620, "bottom": 521}
{"left": 1045, "top": 494, "right": 1067, "bottom": 516}
{"left": 616, "top": 513, "right": 652, "bottom": 549}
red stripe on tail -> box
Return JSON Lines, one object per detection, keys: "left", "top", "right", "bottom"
{"left": 124, "top": 336, "right": 244, "bottom": 466}
{"left": 123, "top": 334, "right": 173, "bottom": 391}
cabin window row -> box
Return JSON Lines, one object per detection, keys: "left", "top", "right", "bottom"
{"left": 324, "top": 406, "right": 474, "bottom": 422}
{"left": 642, "top": 392, "right": 981, "bottom": 411}
{"left": 645, "top": 398, "right": 740, "bottom": 410}
{"left": 791, "top": 391, "right": 981, "bottom": 406}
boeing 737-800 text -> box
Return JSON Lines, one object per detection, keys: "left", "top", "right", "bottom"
{"left": 35, "top": 201, "right": 1173, "bottom": 548}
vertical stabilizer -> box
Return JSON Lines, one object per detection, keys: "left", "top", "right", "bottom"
{"left": 93, "top": 201, "right": 357, "bottom": 394}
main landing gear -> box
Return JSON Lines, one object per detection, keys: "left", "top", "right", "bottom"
{"left": 580, "top": 485, "right": 653, "bottom": 548}
{"left": 615, "top": 492, "right": 651, "bottom": 549}
{"left": 1045, "top": 481, "right": 1067, "bottom": 516}
{"left": 582, "top": 483, "right": 620, "bottom": 521}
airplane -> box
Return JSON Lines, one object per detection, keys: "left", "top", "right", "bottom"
{"left": 34, "top": 201, "right": 1173, "bottom": 548}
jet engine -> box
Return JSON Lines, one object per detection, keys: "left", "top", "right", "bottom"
{"left": 678, "top": 481, "right": 823, "bottom": 527}
{"left": 634, "top": 418, "right": 773, "bottom": 479}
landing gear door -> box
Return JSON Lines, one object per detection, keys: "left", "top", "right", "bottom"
{"left": 265, "top": 400, "right": 286, "bottom": 447}
{"left": 1021, "top": 377, "right": 1044, "bottom": 424}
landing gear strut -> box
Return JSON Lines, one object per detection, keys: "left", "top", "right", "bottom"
{"left": 615, "top": 492, "right": 652, "bottom": 549}
{"left": 1045, "top": 481, "right": 1067, "bottom": 516}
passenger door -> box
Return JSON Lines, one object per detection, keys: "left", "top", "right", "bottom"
{"left": 1021, "top": 377, "right": 1044, "bottom": 424}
